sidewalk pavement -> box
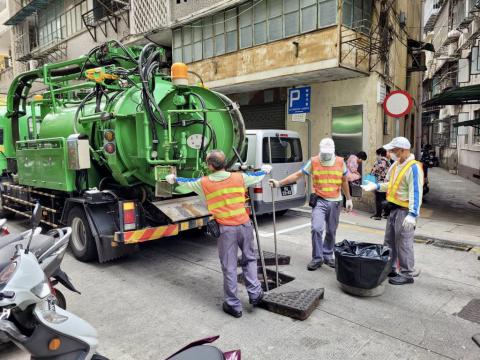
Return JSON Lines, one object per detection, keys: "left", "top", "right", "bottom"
{"left": 291, "top": 206, "right": 480, "bottom": 250}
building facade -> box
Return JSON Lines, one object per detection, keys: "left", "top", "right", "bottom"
{"left": 422, "top": 0, "right": 480, "bottom": 184}
{"left": 171, "top": 0, "right": 424, "bottom": 208}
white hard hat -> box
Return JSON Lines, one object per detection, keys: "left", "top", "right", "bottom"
{"left": 319, "top": 138, "right": 335, "bottom": 154}
{"left": 383, "top": 137, "right": 411, "bottom": 150}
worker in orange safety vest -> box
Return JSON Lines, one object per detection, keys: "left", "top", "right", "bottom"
{"left": 166, "top": 150, "right": 271, "bottom": 318}
{"left": 269, "top": 138, "right": 353, "bottom": 271}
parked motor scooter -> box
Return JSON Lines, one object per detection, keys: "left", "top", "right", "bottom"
{"left": 166, "top": 336, "right": 241, "bottom": 360}
{"left": 0, "top": 209, "right": 79, "bottom": 309}
{"left": 0, "top": 202, "right": 108, "bottom": 359}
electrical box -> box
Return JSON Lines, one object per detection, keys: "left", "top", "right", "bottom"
{"left": 67, "top": 134, "right": 91, "bottom": 170}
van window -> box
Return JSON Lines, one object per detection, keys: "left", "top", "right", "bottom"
{"left": 262, "top": 137, "right": 302, "bottom": 163}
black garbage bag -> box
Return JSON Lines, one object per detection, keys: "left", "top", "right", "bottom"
{"left": 334, "top": 240, "right": 393, "bottom": 290}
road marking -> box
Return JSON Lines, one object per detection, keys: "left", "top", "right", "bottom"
{"left": 259, "top": 222, "right": 311, "bottom": 237}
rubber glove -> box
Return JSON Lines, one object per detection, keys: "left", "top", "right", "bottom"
{"left": 345, "top": 199, "right": 353, "bottom": 212}
{"left": 261, "top": 164, "right": 273, "bottom": 174}
{"left": 268, "top": 179, "right": 280, "bottom": 188}
{"left": 402, "top": 214, "right": 416, "bottom": 232}
{"left": 361, "top": 180, "right": 378, "bottom": 192}
{"left": 165, "top": 174, "right": 177, "bottom": 185}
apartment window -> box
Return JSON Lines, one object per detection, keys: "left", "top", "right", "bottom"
{"left": 183, "top": 27, "right": 192, "bottom": 64}
{"left": 203, "top": 17, "right": 214, "bottom": 58}
{"left": 301, "top": 0, "right": 317, "bottom": 33}
{"left": 268, "top": 0, "right": 283, "bottom": 41}
{"left": 173, "top": 29, "right": 183, "bottom": 62}
{"left": 343, "top": 0, "right": 373, "bottom": 31}
{"left": 450, "top": 117, "right": 458, "bottom": 148}
{"left": 474, "top": 110, "right": 480, "bottom": 144}
{"left": 284, "top": 0, "right": 300, "bottom": 37}
{"left": 193, "top": 21, "right": 203, "bottom": 62}
{"left": 226, "top": 8, "right": 238, "bottom": 53}
{"left": 239, "top": 2, "right": 253, "bottom": 49}
{"left": 214, "top": 12, "right": 226, "bottom": 56}
{"left": 319, "top": 0, "right": 337, "bottom": 27}
{"left": 254, "top": 0, "right": 267, "bottom": 45}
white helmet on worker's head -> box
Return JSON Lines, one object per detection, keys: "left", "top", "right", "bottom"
{"left": 319, "top": 138, "right": 335, "bottom": 162}
{"left": 383, "top": 137, "right": 411, "bottom": 150}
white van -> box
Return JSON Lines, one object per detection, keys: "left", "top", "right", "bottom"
{"left": 241, "top": 130, "right": 307, "bottom": 215}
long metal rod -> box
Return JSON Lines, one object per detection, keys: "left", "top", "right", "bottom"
{"left": 232, "top": 146, "right": 269, "bottom": 291}
{"left": 268, "top": 137, "right": 279, "bottom": 288}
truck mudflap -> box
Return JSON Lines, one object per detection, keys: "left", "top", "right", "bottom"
{"left": 114, "top": 216, "right": 210, "bottom": 244}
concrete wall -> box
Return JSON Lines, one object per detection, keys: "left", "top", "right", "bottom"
{"left": 188, "top": 27, "right": 339, "bottom": 84}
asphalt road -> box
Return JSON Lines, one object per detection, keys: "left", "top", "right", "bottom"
{"left": 2, "top": 211, "right": 480, "bottom": 359}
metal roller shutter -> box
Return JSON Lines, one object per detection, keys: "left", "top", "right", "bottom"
{"left": 240, "top": 103, "right": 286, "bottom": 129}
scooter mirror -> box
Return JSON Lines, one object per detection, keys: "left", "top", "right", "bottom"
{"left": 31, "top": 202, "right": 42, "bottom": 229}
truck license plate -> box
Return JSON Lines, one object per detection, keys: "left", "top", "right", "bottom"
{"left": 281, "top": 185, "right": 292, "bottom": 196}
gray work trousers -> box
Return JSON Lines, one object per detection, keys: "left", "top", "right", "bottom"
{"left": 384, "top": 208, "right": 415, "bottom": 278}
{"left": 217, "top": 221, "right": 262, "bottom": 312}
{"left": 311, "top": 198, "right": 341, "bottom": 262}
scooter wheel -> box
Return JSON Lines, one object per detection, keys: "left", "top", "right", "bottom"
{"left": 92, "top": 354, "right": 109, "bottom": 360}
{"left": 54, "top": 289, "right": 67, "bottom": 310}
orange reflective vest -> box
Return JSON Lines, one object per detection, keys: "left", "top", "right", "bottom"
{"left": 386, "top": 160, "right": 421, "bottom": 208}
{"left": 311, "top": 156, "right": 344, "bottom": 199}
{"left": 201, "top": 172, "right": 250, "bottom": 226}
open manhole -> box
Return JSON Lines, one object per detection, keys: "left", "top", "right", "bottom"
{"left": 237, "top": 268, "right": 295, "bottom": 291}
{"left": 457, "top": 299, "right": 480, "bottom": 324}
{"left": 237, "top": 250, "right": 291, "bottom": 267}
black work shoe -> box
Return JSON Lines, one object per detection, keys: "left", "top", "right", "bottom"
{"left": 324, "top": 259, "right": 335, "bottom": 268}
{"left": 249, "top": 291, "right": 264, "bottom": 306}
{"left": 388, "top": 271, "right": 398, "bottom": 278}
{"left": 222, "top": 302, "right": 242, "bottom": 318}
{"left": 388, "top": 275, "right": 414, "bottom": 285}
{"left": 307, "top": 259, "right": 323, "bottom": 271}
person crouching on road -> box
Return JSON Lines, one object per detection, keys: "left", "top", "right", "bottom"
{"left": 361, "top": 137, "right": 423, "bottom": 285}
{"left": 166, "top": 150, "right": 271, "bottom": 318}
{"left": 269, "top": 138, "right": 353, "bottom": 271}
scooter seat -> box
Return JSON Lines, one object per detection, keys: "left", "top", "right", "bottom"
{"left": 168, "top": 345, "right": 225, "bottom": 360}
{"left": 0, "top": 234, "right": 54, "bottom": 270}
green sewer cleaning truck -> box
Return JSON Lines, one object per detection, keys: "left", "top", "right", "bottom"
{"left": 0, "top": 41, "right": 245, "bottom": 262}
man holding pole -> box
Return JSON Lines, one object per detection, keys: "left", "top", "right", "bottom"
{"left": 166, "top": 150, "right": 271, "bottom": 318}
{"left": 361, "top": 137, "right": 423, "bottom": 285}
{"left": 269, "top": 138, "right": 353, "bottom": 270}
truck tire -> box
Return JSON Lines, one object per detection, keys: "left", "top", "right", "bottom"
{"left": 67, "top": 207, "right": 97, "bottom": 262}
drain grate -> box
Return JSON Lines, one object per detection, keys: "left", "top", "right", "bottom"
{"left": 237, "top": 250, "right": 291, "bottom": 267}
{"left": 457, "top": 299, "right": 480, "bottom": 324}
{"left": 260, "top": 288, "right": 324, "bottom": 320}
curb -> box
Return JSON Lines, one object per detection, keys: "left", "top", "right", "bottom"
{"left": 289, "top": 208, "right": 480, "bottom": 252}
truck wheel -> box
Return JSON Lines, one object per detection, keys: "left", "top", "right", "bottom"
{"left": 68, "top": 207, "right": 97, "bottom": 262}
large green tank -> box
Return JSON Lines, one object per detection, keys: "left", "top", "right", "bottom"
{"left": 7, "top": 41, "right": 245, "bottom": 195}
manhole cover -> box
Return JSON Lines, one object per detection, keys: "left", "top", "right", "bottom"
{"left": 237, "top": 250, "right": 290, "bottom": 267}
{"left": 457, "top": 299, "right": 480, "bottom": 324}
{"left": 260, "top": 288, "right": 324, "bottom": 320}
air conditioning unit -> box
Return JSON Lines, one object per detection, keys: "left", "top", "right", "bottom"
{"left": 437, "top": 122, "right": 445, "bottom": 134}
{"left": 28, "top": 60, "right": 37, "bottom": 71}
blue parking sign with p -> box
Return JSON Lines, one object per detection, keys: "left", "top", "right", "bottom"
{"left": 288, "top": 87, "right": 311, "bottom": 114}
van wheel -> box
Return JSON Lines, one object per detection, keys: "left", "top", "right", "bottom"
{"left": 67, "top": 207, "right": 97, "bottom": 262}
{"left": 275, "top": 210, "right": 288, "bottom": 216}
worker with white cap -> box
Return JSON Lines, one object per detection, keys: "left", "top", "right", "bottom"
{"left": 361, "top": 137, "right": 423, "bottom": 285}
{"left": 269, "top": 138, "right": 353, "bottom": 270}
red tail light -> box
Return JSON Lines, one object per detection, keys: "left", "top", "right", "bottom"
{"left": 123, "top": 202, "right": 136, "bottom": 231}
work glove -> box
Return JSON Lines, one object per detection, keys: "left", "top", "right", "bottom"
{"left": 360, "top": 180, "right": 378, "bottom": 192}
{"left": 268, "top": 179, "right": 280, "bottom": 188}
{"left": 345, "top": 199, "right": 353, "bottom": 212}
{"left": 402, "top": 214, "right": 416, "bottom": 232}
{"left": 165, "top": 174, "right": 177, "bottom": 185}
{"left": 261, "top": 164, "right": 273, "bottom": 174}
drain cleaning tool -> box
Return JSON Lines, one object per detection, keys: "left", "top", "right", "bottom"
{"left": 232, "top": 146, "right": 269, "bottom": 291}
{"left": 267, "top": 138, "right": 280, "bottom": 288}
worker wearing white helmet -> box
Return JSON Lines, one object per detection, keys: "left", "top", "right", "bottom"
{"left": 269, "top": 138, "right": 353, "bottom": 270}
{"left": 361, "top": 137, "right": 424, "bottom": 285}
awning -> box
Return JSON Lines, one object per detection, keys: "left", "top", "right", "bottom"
{"left": 423, "top": 84, "right": 480, "bottom": 106}
{"left": 4, "top": 0, "right": 50, "bottom": 26}
{"left": 453, "top": 118, "right": 480, "bottom": 128}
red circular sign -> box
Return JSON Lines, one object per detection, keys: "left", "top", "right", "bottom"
{"left": 383, "top": 90, "right": 413, "bottom": 118}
